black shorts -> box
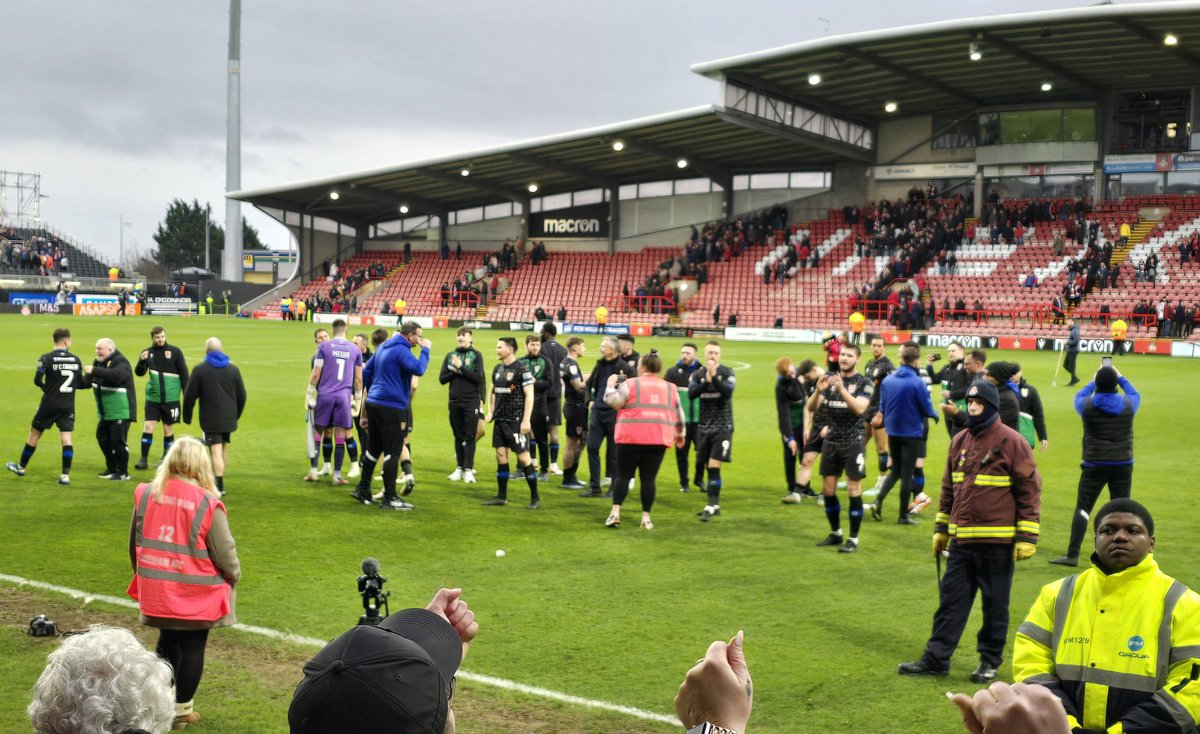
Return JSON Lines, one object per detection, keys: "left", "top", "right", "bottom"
{"left": 820, "top": 441, "right": 866, "bottom": 480}
{"left": 546, "top": 396, "right": 562, "bottom": 425}
{"left": 492, "top": 420, "right": 530, "bottom": 454}
{"left": 405, "top": 408, "right": 414, "bottom": 436}
{"left": 32, "top": 405, "right": 74, "bottom": 432}
{"left": 564, "top": 402, "right": 588, "bottom": 438}
{"left": 802, "top": 431, "right": 823, "bottom": 455}
{"left": 204, "top": 432, "right": 231, "bottom": 446}
{"left": 697, "top": 430, "right": 733, "bottom": 463}
{"left": 145, "top": 401, "right": 182, "bottom": 425}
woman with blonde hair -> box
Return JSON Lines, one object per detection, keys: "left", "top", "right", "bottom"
{"left": 127, "top": 435, "right": 240, "bottom": 730}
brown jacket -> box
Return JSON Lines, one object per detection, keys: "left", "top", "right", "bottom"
{"left": 935, "top": 416, "right": 1041, "bottom": 545}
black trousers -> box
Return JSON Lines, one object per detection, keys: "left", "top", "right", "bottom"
{"left": 1066, "top": 463, "right": 1133, "bottom": 557}
{"left": 157, "top": 628, "right": 210, "bottom": 703}
{"left": 529, "top": 399, "right": 549, "bottom": 471}
{"left": 923, "top": 543, "right": 1014, "bottom": 669}
{"left": 358, "top": 402, "right": 407, "bottom": 498}
{"left": 873, "top": 436, "right": 923, "bottom": 519}
{"left": 676, "top": 423, "right": 701, "bottom": 489}
{"left": 448, "top": 404, "right": 478, "bottom": 470}
{"left": 1064, "top": 349, "right": 1079, "bottom": 380}
{"left": 612, "top": 443, "right": 666, "bottom": 512}
{"left": 96, "top": 420, "right": 130, "bottom": 474}
{"left": 781, "top": 423, "right": 803, "bottom": 490}
{"left": 586, "top": 409, "right": 617, "bottom": 489}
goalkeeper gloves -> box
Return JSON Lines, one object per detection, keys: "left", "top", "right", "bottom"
{"left": 351, "top": 391, "right": 363, "bottom": 418}
{"left": 305, "top": 385, "right": 318, "bottom": 409}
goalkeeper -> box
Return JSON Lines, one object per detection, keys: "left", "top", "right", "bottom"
{"left": 897, "top": 380, "right": 1042, "bottom": 685}
{"left": 306, "top": 319, "right": 364, "bottom": 486}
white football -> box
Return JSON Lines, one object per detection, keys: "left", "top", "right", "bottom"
{"left": 495, "top": 549, "right": 506, "bottom": 558}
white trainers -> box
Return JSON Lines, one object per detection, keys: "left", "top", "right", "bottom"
{"left": 909, "top": 492, "right": 932, "bottom": 514}
{"left": 58, "top": 474, "right": 70, "bottom": 486}
{"left": 601, "top": 477, "right": 613, "bottom": 488}
{"left": 548, "top": 463, "right": 562, "bottom": 476}
{"left": 628, "top": 477, "right": 636, "bottom": 491}
{"left": 317, "top": 463, "right": 333, "bottom": 477}
{"left": 781, "top": 492, "right": 802, "bottom": 504}
{"left": 448, "top": 467, "right": 464, "bottom": 481}
{"left": 371, "top": 489, "right": 384, "bottom": 501}
{"left": 347, "top": 463, "right": 361, "bottom": 479}
{"left": 303, "top": 468, "right": 319, "bottom": 482}
{"left": 463, "top": 469, "right": 477, "bottom": 484}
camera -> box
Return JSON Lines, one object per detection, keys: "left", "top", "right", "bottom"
{"left": 29, "top": 614, "right": 58, "bottom": 637}
{"left": 357, "top": 558, "right": 390, "bottom": 626}
{"left": 930, "top": 354, "right": 942, "bottom": 362}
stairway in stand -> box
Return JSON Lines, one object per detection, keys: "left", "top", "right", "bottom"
{"left": 1110, "top": 217, "right": 1161, "bottom": 266}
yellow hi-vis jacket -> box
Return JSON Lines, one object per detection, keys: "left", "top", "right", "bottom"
{"left": 1014, "top": 555, "right": 1200, "bottom": 733}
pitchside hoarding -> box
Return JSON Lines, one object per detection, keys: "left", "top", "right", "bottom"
{"left": 528, "top": 203, "right": 609, "bottom": 239}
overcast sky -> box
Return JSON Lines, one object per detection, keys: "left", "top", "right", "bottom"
{"left": 3, "top": 0, "right": 1153, "bottom": 264}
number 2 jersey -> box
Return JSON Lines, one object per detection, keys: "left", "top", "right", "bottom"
{"left": 36, "top": 348, "right": 88, "bottom": 410}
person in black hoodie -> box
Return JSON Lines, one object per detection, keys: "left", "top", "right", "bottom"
{"left": 183, "top": 338, "right": 247, "bottom": 496}
{"left": 86, "top": 338, "right": 136, "bottom": 480}
{"left": 439, "top": 327, "right": 485, "bottom": 484}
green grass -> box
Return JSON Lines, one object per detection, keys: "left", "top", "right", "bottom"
{"left": 2, "top": 314, "right": 1199, "bottom": 733}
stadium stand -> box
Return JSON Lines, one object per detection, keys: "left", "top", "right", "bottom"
{"left": 1, "top": 226, "right": 112, "bottom": 278}
{"left": 259, "top": 250, "right": 402, "bottom": 319}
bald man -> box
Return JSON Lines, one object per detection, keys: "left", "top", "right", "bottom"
{"left": 183, "top": 337, "right": 247, "bottom": 495}
{"left": 85, "top": 337, "right": 136, "bottom": 480}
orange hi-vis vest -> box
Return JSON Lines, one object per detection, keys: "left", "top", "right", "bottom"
{"left": 615, "top": 376, "right": 679, "bottom": 447}
{"left": 127, "top": 479, "right": 230, "bottom": 622}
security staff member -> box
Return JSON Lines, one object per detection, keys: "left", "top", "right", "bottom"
{"left": 87, "top": 338, "right": 137, "bottom": 480}
{"left": 899, "top": 380, "right": 1041, "bottom": 683}
{"left": 1015, "top": 499, "right": 1200, "bottom": 733}
{"left": 439, "top": 327, "right": 485, "bottom": 485}
{"left": 134, "top": 325, "right": 189, "bottom": 470}
{"left": 1050, "top": 364, "right": 1140, "bottom": 567}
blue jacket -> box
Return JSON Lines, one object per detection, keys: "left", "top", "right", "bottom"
{"left": 879, "top": 364, "right": 938, "bottom": 439}
{"left": 1073, "top": 376, "right": 1140, "bottom": 418}
{"left": 363, "top": 334, "right": 430, "bottom": 411}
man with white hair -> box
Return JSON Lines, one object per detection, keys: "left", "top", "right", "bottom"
{"left": 183, "top": 337, "right": 247, "bottom": 495}
{"left": 85, "top": 337, "right": 136, "bottom": 480}
{"left": 28, "top": 625, "right": 176, "bottom": 734}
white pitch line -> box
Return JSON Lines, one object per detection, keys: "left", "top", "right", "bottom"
{"left": 724, "top": 360, "right": 752, "bottom": 371}
{"left": 0, "top": 572, "right": 679, "bottom": 727}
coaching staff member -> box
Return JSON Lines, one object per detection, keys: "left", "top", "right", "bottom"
{"left": 580, "top": 336, "right": 634, "bottom": 497}
{"left": 87, "top": 338, "right": 136, "bottom": 480}
{"left": 1050, "top": 363, "right": 1140, "bottom": 567}
{"left": 872, "top": 341, "right": 938, "bottom": 523}
{"left": 183, "top": 338, "right": 246, "bottom": 496}
{"left": 1015, "top": 499, "right": 1200, "bottom": 733}
{"left": 351, "top": 322, "right": 430, "bottom": 510}
{"left": 899, "top": 380, "right": 1041, "bottom": 683}
{"left": 134, "top": 325, "right": 189, "bottom": 470}
{"left": 440, "top": 327, "right": 485, "bottom": 485}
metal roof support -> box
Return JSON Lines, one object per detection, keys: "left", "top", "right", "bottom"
{"left": 713, "top": 175, "right": 734, "bottom": 219}
{"left": 977, "top": 32, "right": 1102, "bottom": 93}
{"left": 722, "top": 72, "right": 871, "bottom": 128}
{"left": 714, "top": 108, "right": 874, "bottom": 162}
{"left": 508, "top": 152, "right": 619, "bottom": 190}
{"left": 840, "top": 48, "right": 980, "bottom": 106}
{"left": 519, "top": 194, "right": 531, "bottom": 247}
{"left": 414, "top": 168, "right": 526, "bottom": 203}
{"left": 1110, "top": 18, "right": 1200, "bottom": 72}
{"left": 620, "top": 137, "right": 731, "bottom": 186}
{"left": 346, "top": 183, "right": 446, "bottom": 217}
{"left": 608, "top": 186, "right": 619, "bottom": 256}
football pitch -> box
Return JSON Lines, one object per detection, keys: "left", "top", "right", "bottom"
{"left": 2, "top": 314, "right": 1198, "bottom": 733}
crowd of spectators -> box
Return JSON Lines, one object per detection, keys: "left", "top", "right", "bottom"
{"left": 1, "top": 228, "right": 71, "bottom": 275}
{"left": 307, "top": 258, "right": 389, "bottom": 314}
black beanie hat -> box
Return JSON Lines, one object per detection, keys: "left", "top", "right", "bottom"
{"left": 965, "top": 380, "right": 1000, "bottom": 412}
{"left": 1095, "top": 366, "right": 1119, "bottom": 393}
{"left": 1094, "top": 498, "right": 1154, "bottom": 536}
{"left": 986, "top": 361, "right": 1019, "bottom": 384}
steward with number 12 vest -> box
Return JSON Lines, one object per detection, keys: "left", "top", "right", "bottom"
{"left": 127, "top": 473, "right": 240, "bottom": 627}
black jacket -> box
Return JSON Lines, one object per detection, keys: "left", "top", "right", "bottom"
{"left": 135, "top": 342, "right": 189, "bottom": 404}
{"left": 438, "top": 347, "right": 485, "bottom": 406}
{"left": 183, "top": 357, "right": 247, "bottom": 434}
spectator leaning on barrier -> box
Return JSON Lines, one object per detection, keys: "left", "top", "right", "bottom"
{"left": 1050, "top": 363, "right": 1140, "bottom": 567}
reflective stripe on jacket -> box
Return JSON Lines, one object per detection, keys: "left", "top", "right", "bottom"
{"left": 615, "top": 376, "right": 679, "bottom": 447}
{"left": 1014, "top": 556, "right": 1200, "bottom": 733}
{"left": 127, "top": 480, "right": 231, "bottom": 622}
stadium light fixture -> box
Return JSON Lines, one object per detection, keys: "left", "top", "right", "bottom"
{"left": 676, "top": 158, "right": 688, "bottom": 169}
{"left": 1040, "top": 81, "right": 1054, "bottom": 92}
{"left": 884, "top": 101, "right": 898, "bottom": 113}
{"left": 1164, "top": 33, "right": 1179, "bottom": 46}
{"left": 612, "top": 140, "right": 625, "bottom": 152}
{"left": 399, "top": 205, "right": 409, "bottom": 214}
{"left": 329, "top": 191, "right": 340, "bottom": 200}
{"left": 807, "top": 72, "right": 822, "bottom": 86}
{"left": 968, "top": 42, "right": 982, "bottom": 61}
{"left": 460, "top": 167, "right": 470, "bottom": 177}
{"left": 1167, "top": 123, "right": 1178, "bottom": 139}
{"left": 528, "top": 183, "right": 539, "bottom": 193}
